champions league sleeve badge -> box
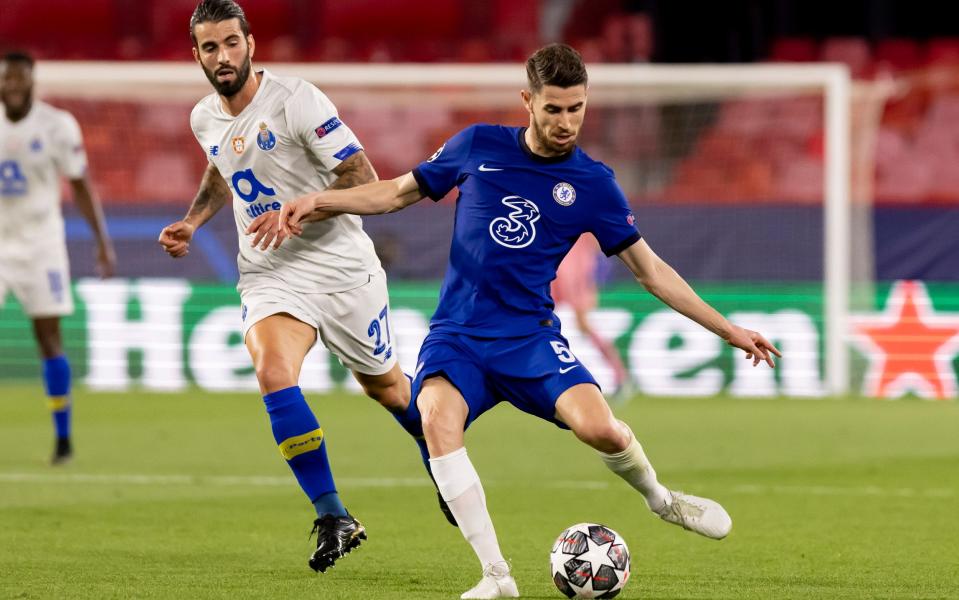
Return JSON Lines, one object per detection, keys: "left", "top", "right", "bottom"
{"left": 256, "top": 122, "right": 277, "bottom": 152}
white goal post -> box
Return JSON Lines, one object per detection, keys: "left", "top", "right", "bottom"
{"left": 35, "top": 62, "right": 852, "bottom": 395}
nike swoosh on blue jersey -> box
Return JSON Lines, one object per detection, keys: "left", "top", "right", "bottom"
{"left": 478, "top": 164, "right": 503, "bottom": 172}
{"left": 559, "top": 365, "right": 581, "bottom": 374}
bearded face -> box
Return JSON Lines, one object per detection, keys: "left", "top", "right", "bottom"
{"left": 192, "top": 18, "right": 254, "bottom": 98}
{"left": 523, "top": 85, "right": 587, "bottom": 156}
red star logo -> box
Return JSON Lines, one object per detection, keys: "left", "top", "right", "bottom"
{"left": 850, "top": 281, "right": 959, "bottom": 399}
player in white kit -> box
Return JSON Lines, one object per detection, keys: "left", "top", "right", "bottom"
{"left": 157, "top": 0, "right": 412, "bottom": 572}
{"left": 0, "top": 51, "right": 115, "bottom": 465}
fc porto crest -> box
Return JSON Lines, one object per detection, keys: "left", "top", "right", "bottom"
{"left": 231, "top": 136, "right": 246, "bottom": 155}
{"left": 553, "top": 182, "right": 576, "bottom": 206}
{"left": 257, "top": 122, "right": 277, "bottom": 152}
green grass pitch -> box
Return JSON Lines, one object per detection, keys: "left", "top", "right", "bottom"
{"left": 1, "top": 385, "right": 957, "bottom": 599}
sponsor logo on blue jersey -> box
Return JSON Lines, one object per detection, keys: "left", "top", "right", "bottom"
{"left": 334, "top": 143, "right": 361, "bottom": 161}
{"left": 0, "top": 160, "right": 28, "bottom": 196}
{"left": 314, "top": 117, "right": 342, "bottom": 139}
{"left": 489, "top": 196, "right": 541, "bottom": 249}
{"left": 256, "top": 122, "right": 276, "bottom": 151}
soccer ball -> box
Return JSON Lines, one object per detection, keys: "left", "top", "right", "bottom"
{"left": 549, "top": 523, "right": 630, "bottom": 598}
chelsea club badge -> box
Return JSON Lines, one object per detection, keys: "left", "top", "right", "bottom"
{"left": 552, "top": 182, "right": 576, "bottom": 206}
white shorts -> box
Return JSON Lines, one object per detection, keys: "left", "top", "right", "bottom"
{"left": 240, "top": 269, "right": 398, "bottom": 376}
{"left": 0, "top": 244, "right": 73, "bottom": 318}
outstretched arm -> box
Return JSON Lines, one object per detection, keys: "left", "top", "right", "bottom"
{"left": 617, "top": 238, "right": 782, "bottom": 367}
{"left": 277, "top": 171, "right": 425, "bottom": 238}
{"left": 246, "top": 150, "right": 379, "bottom": 250}
{"left": 69, "top": 176, "right": 115, "bottom": 278}
{"left": 158, "top": 163, "right": 231, "bottom": 258}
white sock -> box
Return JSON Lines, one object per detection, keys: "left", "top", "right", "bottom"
{"left": 598, "top": 424, "right": 670, "bottom": 510}
{"left": 430, "top": 447, "right": 507, "bottom": 571}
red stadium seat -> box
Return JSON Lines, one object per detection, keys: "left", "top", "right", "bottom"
{"left": 820, "top": 37, "right": 874, "bottom": 79}
{"left": 318, "top": 0, "right": 463, "bottom": 42}
{"left": 0, "top": 0, "right": 117, "bottom": 58}
{"left": 876, "top": 157, "right": 933, "bottom": 202}
{"left": 875, "top": 39, "right": 922, "bottom": 72}
{"left": 777, "top": 158, "right": 823, "bottom": 203}
{"left": 925, "top": 38, "right": 959, "bottom": 66}
{"left": 150, "top": 0, "right": 297, "bottom": 56}
{"left": 768, "top": 38, "right": 818, "bottom": 62}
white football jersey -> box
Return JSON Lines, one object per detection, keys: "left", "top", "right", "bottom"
{"left": 190, "top": 69, "right": 381, "bottom": 293}
{"left": 0, "top": 101, "right": 87, "bottom": 255}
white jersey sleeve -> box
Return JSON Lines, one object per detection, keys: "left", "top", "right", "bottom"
{"left": 285, "top": 84, "right": 363, "bottom": 172}
{"left": 189, "top": 102, "right": 215, "bottom": 163}
{"left": 51, "top": 111, "right": 88, "bottom": 180}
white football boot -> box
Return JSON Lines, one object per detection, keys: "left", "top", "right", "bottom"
{"left": 654, "top": 490, "right": 733, "bottom": 540}
{"left": 461, "top": 561, "right": 520, "bottom": 599}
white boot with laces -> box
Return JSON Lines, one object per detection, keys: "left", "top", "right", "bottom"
{"left": 461, "top": 561, "right": 519, "bottom": 599}
{"left": 654, "top": 490, "right": 733, "bottom": 540}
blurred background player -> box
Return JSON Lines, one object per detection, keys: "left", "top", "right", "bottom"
{"left": 156, "top": 0, "right": 411, "bottom": 573}
{"left": 551, "top": 234, "right": 632, "bottom": 401}
{"left": 272, "top": 43, "right": 782, "bottom": 599}
{"left": 0, "top": 51, "right": 115, "bottom": 465}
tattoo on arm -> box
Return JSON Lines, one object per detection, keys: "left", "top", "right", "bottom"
{"left": 185, "top": 163, "right": 231, "bottom": 227}
{"left": 296, "top": 151, "right": 378, "bottom": 222}
{"left": 329, "top": 151, "right": 378, "bottom": 191}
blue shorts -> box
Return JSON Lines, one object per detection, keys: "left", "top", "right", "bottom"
{"left": 408, "top": 328, "right": 600, "bottom": 431}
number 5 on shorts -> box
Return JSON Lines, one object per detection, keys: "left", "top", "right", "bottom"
{"left": 550, "top": 340, "right": 576, "bottom": 364}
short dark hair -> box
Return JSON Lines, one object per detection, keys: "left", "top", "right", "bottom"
{"left": 2, "top": 50, "right": 35, "bottom": 68}
{"left": 526, "top": 44, "right": 588, "bottom": 93}
{"left": 190, "top": 0, "right": 250, "bottom": 45}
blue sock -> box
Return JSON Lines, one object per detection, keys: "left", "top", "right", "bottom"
{"left": 312, "top": 491, "right": 346, "bottom": 518}
{"left": 388, "top": 374, "right": 432, "bottom": 475}
{"left": 390, "top": 373, "right": 424, "bottom": 438}
{"left": 43, "top": 356, "right": 71, "bottom": 440}
{"left": 263, "top": 386, "right": 346, "bottom": 518}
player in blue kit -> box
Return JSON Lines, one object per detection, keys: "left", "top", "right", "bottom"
{"left": 260, "top": 44, "right": 781, "bottom": 599}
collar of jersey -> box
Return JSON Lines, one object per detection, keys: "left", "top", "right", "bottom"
{"left": 517, "top": 127, "right": 575, "bottom": 164}
{"left": 216, "top": 69, "right": 270, "bottom": 120}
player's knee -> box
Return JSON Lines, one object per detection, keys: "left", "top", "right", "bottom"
{"left": 355, "top": 369, "right": 410, "bottom": 412}
{"left": 418, "top": 395, "right": 458, "bottom": 436}
{"left": 362, "top": 381, "right": 409, "bottom": 413}
{"left": 255, "top": 362, "right": 297, "bottom": 394}
{"left": 574, "top": 418, "right": 628, "bottom": 453}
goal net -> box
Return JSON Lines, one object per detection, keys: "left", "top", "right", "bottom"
{"left": 0, "top": 62, "right": 862, "bottom": 396}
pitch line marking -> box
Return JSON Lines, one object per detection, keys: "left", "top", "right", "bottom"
{"left": 0, "top": 473, "right": 953, "bottom": 498}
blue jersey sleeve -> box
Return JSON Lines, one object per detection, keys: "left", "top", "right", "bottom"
{"left": 412, "top": 126, "right": 477, "bottom": 201}
{"left": 590, "top": 178, "right": 641, "bottom": 256}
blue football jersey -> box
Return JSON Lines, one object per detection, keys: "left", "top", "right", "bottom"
{"left": 412, "top": 125, "right": 641, "bottom": 337}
